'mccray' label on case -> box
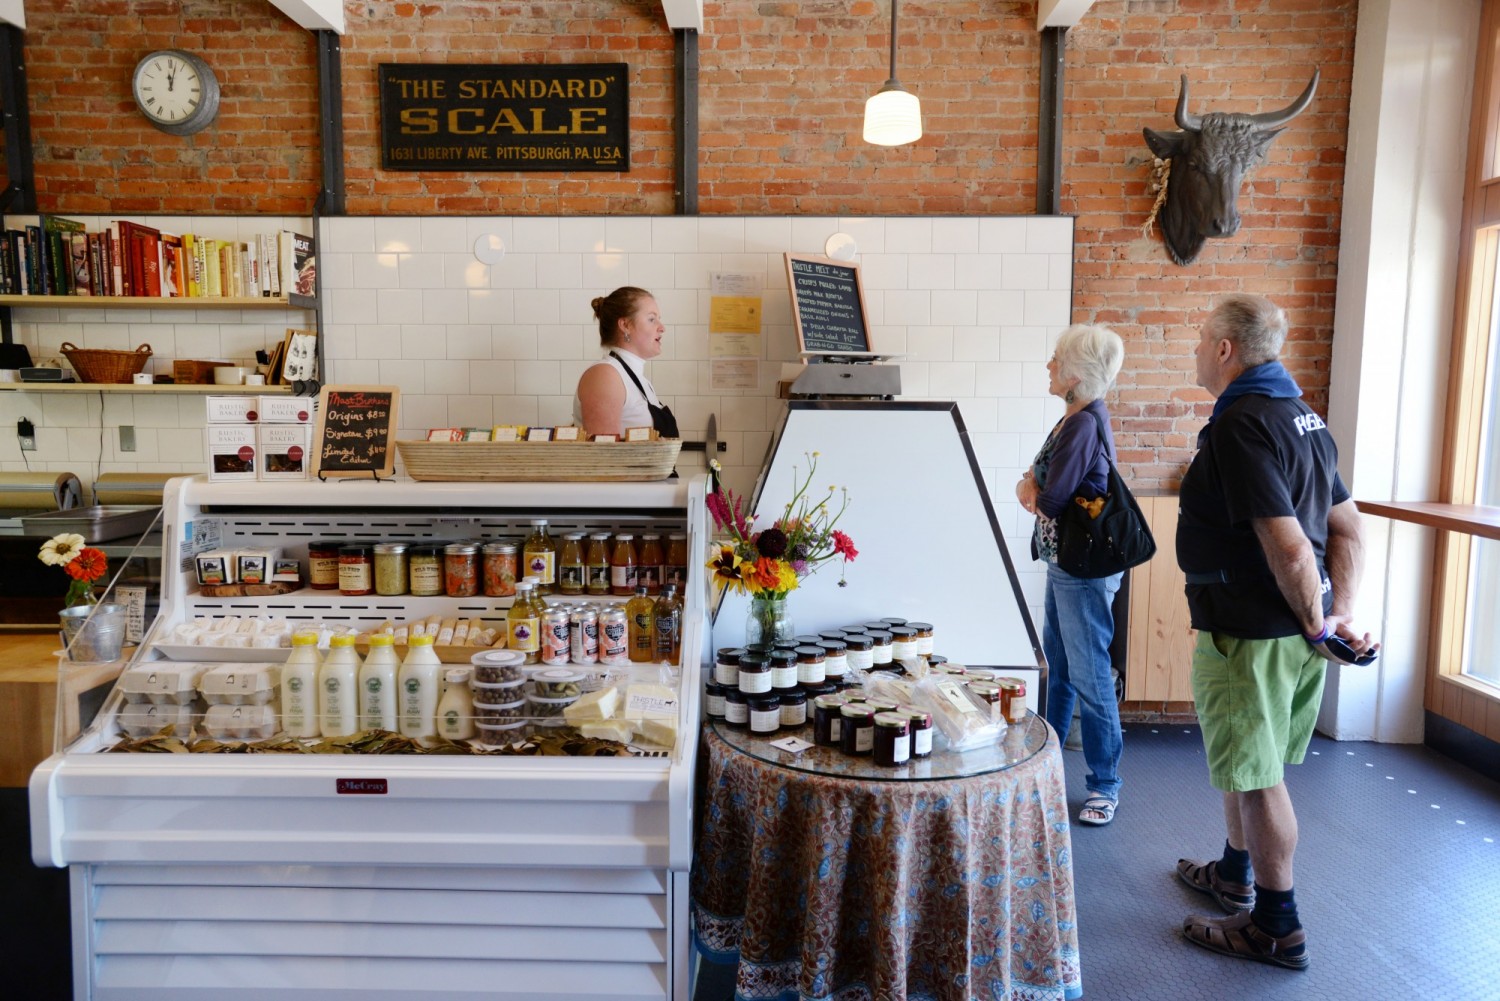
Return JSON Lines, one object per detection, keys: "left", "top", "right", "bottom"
{"left": 336, "top": 778, "right": 388, "bottom": 795}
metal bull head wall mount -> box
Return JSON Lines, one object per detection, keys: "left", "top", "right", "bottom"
{"left": 1143, "top": 70, "right": 1319, "bottom": 265}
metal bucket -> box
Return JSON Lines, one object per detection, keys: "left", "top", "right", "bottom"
{"left": 59, "top": 602, "right": 128, "bottom": 664}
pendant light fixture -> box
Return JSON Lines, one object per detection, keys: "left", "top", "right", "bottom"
{"left": 862, "top": 0, "right": 922, "bottom": 147}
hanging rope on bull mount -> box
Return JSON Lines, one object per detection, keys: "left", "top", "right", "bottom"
{"left": 1141, "top": 157, "right": 1171, "bottom": 238}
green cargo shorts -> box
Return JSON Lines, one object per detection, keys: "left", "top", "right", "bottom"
{"left": 1192, "top": 631, "right": 1326, "bottom": 792}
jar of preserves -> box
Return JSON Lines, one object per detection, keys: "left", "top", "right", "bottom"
{"left": 872, "top": 711, "right": 911, "bottom": 767}
{"left": 664, "top": 532, "right": 688, "bottom": 589}
{"left": 794, "top": 645, "right": 826, "bottom": 685}
{"left": 444, "top": 542, "right": 480, "bottom": 597}
{"left": 482, "top": 541, "right": 519, "bottom": 597}
{"left": 880, "top": 617, "right": 908, "bottom": 629}
{"left": 817, "top": 640, "right": 848, "bottom": 678}
{"left": 997, "top": 677, "right": 1028, "bottom": 724}
{"left": 968, "top": 681, "right": 1003, "bottom": 718}
{"left": 713, "top": 647, "right": 745, "bottom": 687}
{"left": 890, "top": 625, "right": 919, "bottom": 662}
{"left": 737, "top": 654, "right": 772, "bottom": 695}
{"left": 523, "top": 520, "right": 556, "bottom": 595}
{"left": 748, "top": 695, "right": 781, "bottom": 734}
{"left": 862, "top": 621, "right": 891, "bottom": 633}
{"left": 866, "top": 629, "right": 894, "bottom": 665}
{"left": 373, "top": 543, "right": 409, "bottom": 596}
{"left": 586, "top": 533, "right": 612, "bottom": 595}
{"left": 901, "top": 707, "right": 934, "bottom": 757}
{"left": 844, "top": 634, "right": 875, "bottom": 671}
{"left": 768, "top": 650, "right": 799, "bottom": 690}
{"left": 778, "top": 689, "right": 807, "bottom": 727}
{"left": 338, "top": 544, "right": 373, "bottom": 596}
{"left": 541, "top": 608, "right": 572, "bottom": 665}
{"left": 908, "top": 621, "right": 935, "bottom": 656}
{"left": 927, "top": 654, "right": 949, "bottom": 669}
{"left": 569, "top": 607, "right": 599, "bottom": 665}
{"left": 839, "top": 703, "right": 877, "bottom": 756}
{"left": 558, "top": 533, "right": 586, "bottom": 595}
{"left": 792, "top": 634, "right": 822, "bottom": 647}
{"left": 637, "top": 533, "right": 664, "bottom": 594}
{"left": 723, "top": 688, "right": 749, "bottom": 728}
{"left": 409, "top": 544, "right": 445, "bottom": 596}
{"left": 610, "top": 534, "right": 638, "bottom": 596}
{"left": 812, "top": 693, "right": 848, "bottom": 746}
{"left": 704, "top": 682, "right": 727, "bottom": 719}
{"left": 308, "top": 540, "right": 345, "bottom": 590}
{"left": 817, "top": 630, "right": 849, "bottom": 643}
{"left": 599, "top": 606, "right": 630, "bottom": 665}
{"left": 862, "top": 697, "right": 900, "bottom": 715}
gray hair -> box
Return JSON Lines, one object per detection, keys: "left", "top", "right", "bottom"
{"left": 1211, "top": 293, "right": 1287, "bottom": 366}
{"left": 1054, "top": 324, "right": 1125, "bottom": 402}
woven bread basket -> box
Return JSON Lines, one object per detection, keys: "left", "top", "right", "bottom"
{"left": 396, "top": 438, "right": 681, "bottom": 482}
{"left": 60, "top": 342, "right": 152, "bottom": 384}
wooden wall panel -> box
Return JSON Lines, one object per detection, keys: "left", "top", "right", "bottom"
{"left": 1124, "top": 496, "right": 1197, "bottom": 707}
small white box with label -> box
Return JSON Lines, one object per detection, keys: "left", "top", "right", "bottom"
{"left": 257, "top": 424, "right": 312, "bottom": 481}
{"left": 258, "top": 395, "right": 315, "bottom": 424}
{"left": 206, "top": 426, "right": 257, "bottom": 482}
{"left": 205, "top": 396, "right": 258, "bottom": 424}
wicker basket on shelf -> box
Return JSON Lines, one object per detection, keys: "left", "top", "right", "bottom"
{"left": 396, "top": 438, "right": 682, "bottom": 482}
{"left": 60, "top": 342, "right": 152, "bottom": 384}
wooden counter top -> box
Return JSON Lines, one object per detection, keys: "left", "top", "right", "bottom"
{"left": 0, "top": 630, "right": 124, "bottom": 787}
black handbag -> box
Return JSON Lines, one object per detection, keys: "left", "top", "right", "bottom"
{"left": 1055, "top": 410, "right": 1157, "bottom": 578}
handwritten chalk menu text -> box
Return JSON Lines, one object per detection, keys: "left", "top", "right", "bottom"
{"left": 313, "top": 386, "right": 401, "bottom": 479}
{"left": 784, "top": 253, "right": 872, "bottom": 355}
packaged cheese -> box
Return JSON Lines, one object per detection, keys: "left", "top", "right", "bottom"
{"left": 621, "top": 682, "right": 677, "bottom": 722}
{"left": 562, "top": 686, "right": 621, "bottom": 723}
{"left": 577, "top": 719, "right": 636, "bottom": 743}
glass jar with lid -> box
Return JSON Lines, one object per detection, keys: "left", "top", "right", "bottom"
{"left": 844, "top": 634, "right": 875, "bottom": 672}
{"left": 872, "top": 711, "right": 911, "bottom": 767}
{"left": 482, "top": 541, "right": 519, "bottom": 597}
{"left": 817, "top": 639, "right": 848, "bottom": 678}
{"left": 308, "top": 540, "right": 345, "bottom": 590}
{"left": 444, "top": 542, "right": 480, "bottom": 597}
{"left": 794, "top": 645, "right": 826, "bottom": 685}
{"left": 866, "top": 629, "right": 894, "bottom": 665}
{"left": 373, "top": 542, "right": 409, "bottom": 596}
{"left": 409, "top": 544, "right": 445, "bottom": 596}
{"left": 907, "top": 621, "right": 935, "bottom": 656}
{"left": 839, "top": 703, "right": 877, "bottom": 756}
{"left": 889, "top": 625, "right": 919, "bottom": 662}
{"left": 338, "top": 544, "right": 373, "bottom": 596}
{"left": 768, "top": 650, "right": 799, "bottom": 690}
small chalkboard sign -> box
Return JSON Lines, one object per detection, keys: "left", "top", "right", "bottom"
{"left": 785, "top": 253, "right": 875, "bottom": 356}
{"left": 312, "top": 385, "right": 401, "bottom": 480}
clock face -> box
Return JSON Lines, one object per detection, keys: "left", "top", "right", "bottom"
{"left": 132, "top": 50, "right": 220, "bottom": 136}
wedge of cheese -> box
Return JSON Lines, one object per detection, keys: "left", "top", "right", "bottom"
{"left": 638, "top": 716, "right": 678, "bottom": 748}
{"left": 578, "top": 719, "right": 636, "bottom": 743}
{"left": 621, "top": 683, "right": 678, "bottom": 722}
{"left": 562, "top": 686, "right": 621, "bottom": 724}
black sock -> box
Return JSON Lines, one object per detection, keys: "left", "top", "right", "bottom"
{"left": 1252, "top": 884, "right": 1301, "bottom": 937}
{"left": 1217, "top": 840, "right": 1252, "bottom": 885}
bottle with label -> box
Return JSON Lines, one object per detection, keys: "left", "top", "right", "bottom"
{"left": 359, "top": 633, "right": 400, "bottom": 732}
{"left": 653, "top": 584, "right": 683, "bottom": 663}
{"left": 626, "top": 585, "right": 655, "bottom": 662}
{"left": 637, "top": 533, "right": 664, "bottom": 594}
{"left": 280, "top": 631, "right": 322, "bottom": 738}
{"left": 664, "top": 533, "right": 688, "bottom": 589}
{"left": 521, "top": 576, "right": 548, "bottom": 619}
{"left": 319, "top": 634, "right": 362, "bottom": 738}
{"left": 508, "top": 581, "right": 541, "bottom": 664}
{"left": 558, "top": 532, "right": 586, "bottom": 595}
{"left": 586, "top": 532, "right": 612, "bottom": 595}
{"left": 437, "top": 668, "right": 476, "bottom": 740}
{"left": 523, "top": 519, "right": 556, "bottom": 595}
{"left": 611, "top": 534, "right": 638, "bottom": 596}
{"left": 398, "top": 634, "right": 444, "bottom": 738}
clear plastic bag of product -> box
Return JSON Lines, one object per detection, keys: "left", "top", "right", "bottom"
{"left": 871, "top": 669, "right": 1005, "bottom": 752}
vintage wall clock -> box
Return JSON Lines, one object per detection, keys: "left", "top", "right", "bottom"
{"left": 131, "top": 50, "right": 221, "bottom": 136}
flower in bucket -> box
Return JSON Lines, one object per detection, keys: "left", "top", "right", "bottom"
{"left": 39, "top": 532, "right": 108, "bottom": 607}
{"left": 706, "top": 451, "right": 857, "bottom": 598}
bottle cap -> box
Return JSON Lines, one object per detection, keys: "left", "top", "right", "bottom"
{"left": 409, "top": 634, "right": 435, "bottom": 646}
{"left": 530, "top": 518, "right": 548, "bottom": 526}
{"left": 445, "top": 668, "right": 469, "bottom": 683}
{"left": 329, "top": 634, "right": 355, "bottom": 648}
{"left": 635, "top": 586, "right": 649, "bottom": 595}
{"left": 368, "top": 633, "right": 394, "bottom": 647}
{"left": 291, "top": 631, "right": 319, "bottom": 647}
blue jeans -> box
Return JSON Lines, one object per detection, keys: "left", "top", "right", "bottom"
{"left": 1042, "top": 562, "right": 1123, "bottom": 801}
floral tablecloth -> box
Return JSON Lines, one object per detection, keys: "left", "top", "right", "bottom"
{"left": 691, "top": 722, "right": 1082, "bottom": 1001}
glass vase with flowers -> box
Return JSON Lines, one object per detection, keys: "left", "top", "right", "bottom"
{"left": 706, "top": 452, "right": 859, "bottom": 646}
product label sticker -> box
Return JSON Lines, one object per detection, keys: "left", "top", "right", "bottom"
{"left": 118, "top": 585, "right": 147, "bottom": 643}
{"left": 769, "top": 736, "right": 814, "bottom": 754}
{"left": 625, "top": 692, "right": 678, "bottom": 717}
{"left": 937, "top": 679, "right": 979, "bottom": 714}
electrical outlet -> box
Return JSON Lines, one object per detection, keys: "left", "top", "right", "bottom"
{"left": 119, "top": 425, "right": 136, "bottom": 452}
{"left": 18, "top": 434, "right": 35, "bottom": 451}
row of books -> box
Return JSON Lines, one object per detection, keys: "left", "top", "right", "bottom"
{"left": 0, "top": 216, "right": 315, "bottom": 300}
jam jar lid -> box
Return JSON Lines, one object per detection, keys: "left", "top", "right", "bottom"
{"left": 907, "top": 621, "right": 934, "bottom": 632}
{"left": 927, "top": 654, "right": 948, "bottom": 665}
{"left": 794, "top": 645, "right": 826, "bottom": 662}
{"left": 444, "top": 542, "right": 480, "bottom": 554}
{"left": 737, "top": 657, "right": 771, "bottom": 673}
{"left": 840, "top": 625, "right": 870, "bottom": 635}
{"left": 724, "top": 688, "right": 748, "bottom": 702}
{"left": 772, "top": 641, "right": 800, "bottom": 652}
{"left": 889, "top": 626, "right": 917, "bottom": 639}
{"left": 863, "top": 697, "right": 900, "bottom": 712}
{"left": 900, "top": 707, "right": 933, "bottom": 727}
{"left": 481, "top": 540, "right": 519, "bottom": 553}
{"left": 816, "top": 639, "right": 848, "bottom": 653}
{"left": 839, "top": 703, "right": 876, "bottom": 719}
{"left": 373, "top": 542, "right": 409, "bottom": 554}
{"left": 410, "top": 543, "right": 446, "bottom": 556}
{"left": 704, "top": 681, "right": 726, "bottom": 696}
{"left": 862, "top": 621, "right": 892, "bottom": 632}
{"left": 818, "top": 630, "right": 850, "bottom": 642}
{"left": 800, "top": 682, "right": 835, "bottom": 698}
{"left": 309, "top": 539, "right": 347, "bottom": 550}
{"left": 779, "top": 689, "right": 807, "bottom": 704}
{"left": 715, "top": 647, "right": 746, "bottom": 664}
{"left": 339, "top": 544, "right": 373, "bottom": 556}
{"left": 792, "top": 634, "right": 822, "bottom": 645}
{"left": 743, "top": 644, "right": 771, "bottom": 657}
{"left": 747, "top": 695, "right": 782, "bottom": 710}
{"left": 843, "top": 635, "right": 874, "bottom": 650}
{"left": 769, "top": 649, "right": 798, "bottom": 666}
{"left": 865, "top": 629, "right": 893, "bottom": 645}
{"left": 880, "top": 617, "right": 909, "bottom": 627}
{"left": 813, "top": 693, "right": 848, "bottom": 710}
{"left": 873, "top": 710, "right": 910, "bottom": 730}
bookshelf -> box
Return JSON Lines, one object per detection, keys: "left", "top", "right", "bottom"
{"left": 0, "top": 293, "right": 317, "bottom": 310}
{"left": 0, "top": 383, "right": 294, "bottom": 395}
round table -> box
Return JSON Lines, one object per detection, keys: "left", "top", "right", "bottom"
{"left": 691, "top": 712, "right": 1083, "bottom": 1001}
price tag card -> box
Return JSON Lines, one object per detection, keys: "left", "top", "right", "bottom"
{"left": 768, "top": 736, "right": 814, "bottom": 754}
{"left": 118, "top": 586, "right": 147, "bottom": 643}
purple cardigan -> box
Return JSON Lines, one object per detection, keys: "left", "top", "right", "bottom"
{"left": 1034, "top": 400, "right": 1115, "bottom": 518}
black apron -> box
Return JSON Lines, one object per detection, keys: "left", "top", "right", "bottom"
{"left": 609, "top": 350, "right": 679, "bottom": 438}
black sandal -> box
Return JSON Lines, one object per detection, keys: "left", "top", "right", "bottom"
{"left": 1182, "top": 911, "right": 1309, "bottom": 970}
{"left": 1175, "top": 858, "right": 1254, "bottom": 913}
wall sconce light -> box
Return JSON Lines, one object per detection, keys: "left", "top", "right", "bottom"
{"left": 862, "top": 0, "right": 922, "bottom": 147}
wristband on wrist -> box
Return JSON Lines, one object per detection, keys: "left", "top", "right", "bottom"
{"left": 1304, "top": 622, "right": 1331, "bottom": 645}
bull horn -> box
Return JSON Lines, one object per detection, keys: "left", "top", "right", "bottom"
{"left": 1173, "top": 74, "right": 1201, "bottom": 132}
{"left": 1246, "top": 69, "right": 1320, "bottom": 130}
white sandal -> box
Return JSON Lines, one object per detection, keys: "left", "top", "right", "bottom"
{"left": 1078, "top": 796, "right": 1117, "bottom": 826}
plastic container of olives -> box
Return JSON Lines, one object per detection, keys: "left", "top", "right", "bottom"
{"left": 530, "top": 668, "right": 585, "bottom": 699}
{"left": 476, "top": 720, "right": 526, "bottom": 747}
{"left": 526, "top": 693, "right": 578, "bottom": 718}
{"left": 470, "top": 649, "right": 526, "bottom": 684}
{"left": 470, "top": 677, "right": 525, "bottom": 703}
{"left": 472, "top": 697, "right": 526, "bottom": 724}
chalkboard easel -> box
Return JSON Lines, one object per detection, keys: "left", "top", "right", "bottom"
{"left": 312, "top": 385, "right": 401, "bottom": 481}
{"left": 784, "top": 252, "right": 877, "bottom": 358}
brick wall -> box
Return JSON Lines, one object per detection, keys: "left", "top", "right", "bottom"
{"left": 5, "top": 0, "right": 1358, "bottom": 485}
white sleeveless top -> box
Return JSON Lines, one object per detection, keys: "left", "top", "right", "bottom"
{"left": 572, "top": 349, "right": 660, "bottom": 431}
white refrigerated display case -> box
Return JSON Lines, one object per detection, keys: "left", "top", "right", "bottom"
{"left": 31, "top": 474, "right": 709, "bottom": 1001}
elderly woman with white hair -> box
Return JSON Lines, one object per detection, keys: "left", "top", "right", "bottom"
{"left": 1016, "top": 323, "right": 1127, "bottom": 826}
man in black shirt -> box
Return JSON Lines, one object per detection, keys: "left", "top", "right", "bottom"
{"left": 1174, "top": 293, "right": 1379, "bottom": 971}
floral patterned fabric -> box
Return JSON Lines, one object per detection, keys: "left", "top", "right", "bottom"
{"left": 691, "top": 727, "right": 1083, "bottom": 1001}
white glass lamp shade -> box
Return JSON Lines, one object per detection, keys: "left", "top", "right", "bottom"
{"left": 863, "top": 85, "right": 922, "bottom": 146}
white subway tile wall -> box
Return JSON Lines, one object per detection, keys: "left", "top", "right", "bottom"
{"left": 0, "top": 214, "right": 1073, "bottom": 620}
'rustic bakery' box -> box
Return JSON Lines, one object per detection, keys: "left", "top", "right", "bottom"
{"left": 257, "top": 424, "right": 313, "bottom": 481}
{"left": 206, "top": 425, "right": 257, "bottom": 481}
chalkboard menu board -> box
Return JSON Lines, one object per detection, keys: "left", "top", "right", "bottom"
{"left": 313, "top": 385, "right": 401, "bottom": 480}
{"left": 784, "top": 253, "right": 873, "bottom": 355}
